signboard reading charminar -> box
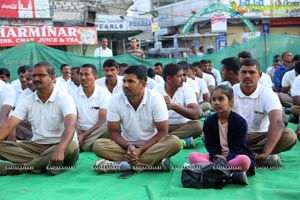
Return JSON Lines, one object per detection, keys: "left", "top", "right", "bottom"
{"left": 0, "top": 27, "right": 98, "bottom": 46}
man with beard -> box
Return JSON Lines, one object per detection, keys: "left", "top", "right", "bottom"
{"left": 0, "top": 61, "right": 79, "bottom": 176}
{"left": 93, "top": 65, "right": 181, "bottom": 173}
{"left": 71, "top": 64, "right": 110, "bottom": 151}
{"left": 232, "top": 58, "right": 296, "bottom": 167}
{"left": 96, "top": 59, "right": 123, "bottom": 94}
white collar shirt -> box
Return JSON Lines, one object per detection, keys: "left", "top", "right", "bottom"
{"left": 96, "top": 75, "right": 123, "bottom": 95}
{"left": 12, "top": 85, "right": 78, "bottom": 144}
{"left": 71, "top": 84, "right": 111, "bottom": 131}
{"left": 232, "top": 83, "right": 282, "bottom": 133}
{"left": 153, "top": 82, "right": 197, "bottom": 125}
{"left": 107, "top": 88, "right": 168, "bottom": 147}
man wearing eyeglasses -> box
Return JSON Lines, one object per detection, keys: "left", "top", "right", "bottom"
{"left": 0, "top": 61, "right": 79, "bottom": 176}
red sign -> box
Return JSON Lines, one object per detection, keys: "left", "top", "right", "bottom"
{"left": 0, "top": 0, "right": 50, "bottom": 19}
{"left": 0, "top": 0, "right": 18, "bottom": 18}
{"left": 0, "top": 27, "right": 98, "bottom": 47}
{"left": 270, "top": 18, "right": 300, "bottom": 26}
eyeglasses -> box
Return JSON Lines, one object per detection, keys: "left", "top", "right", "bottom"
{"left": 32, "top": 74, "right": 50, "bottom": 79}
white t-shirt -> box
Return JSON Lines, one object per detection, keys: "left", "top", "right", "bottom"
{"left": 232, "top": 83, "right": 282, "bottom": 133}
{"left": 154, "top": 75, "right": 164, "bottom": 84}
{"left": 12, "top": 84, "right": 24, "bottom": 106}
{"left": 291, "top": 75, "right": 300, "bottom": 97}
{"left": 67, "top": 81, "right": 79, "bottom": 95}
{"left": 281, "top": 70, "right": 296, "bottom": 92}
{"left": 186, "top": 77, "right": 199, "bottom": 96}
{"left": 11, "top": 79, "right": 20, "bottom": 87}
{"left": 267, "top": 66, "right": 276, "bottom": 81}
{"left": 94, "top": 47, "right": 113, "bottom": 57}
{"left": 212, "top": 68, "right": 222, "bottom": 85}
{"left": 96, "top": 75, "right": 123, "bottom": 95}
{"left": 15, "top": 88, "right": 34, "bottom": 107}
{"left": 202, "top": 72, "right": 215, "bottom": 86}
{"left": 219, "top": 81, "right": 233, "bottom": 87}
{"left": 259, "top": 72, "right": 273, "bottom": 90}
{"left": 56, "top": 76, "right": 71, "bottom": 88}
{"left": 153, "top": 82, "right": 198, "bottom": 125}
{"left": 0, "top": 80, "right": 15, "bottom": 108}
{"left": 71, "top": 84, "right": 111, "bottom": 131}
{"left": 107, "top": 88, "right": 168, "bottom": 147}
{"left": 146, "top": 77, "right": 157, "bottom": 89}
{"left": 194, "top": 76, "right": 209, "bottom": 103}
{"left": 12, "top": 85, "right": 78, "bottom": 144}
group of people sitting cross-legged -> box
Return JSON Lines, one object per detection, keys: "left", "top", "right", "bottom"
{"left": 0, "top": 57, "right": 297, "bottom": 183}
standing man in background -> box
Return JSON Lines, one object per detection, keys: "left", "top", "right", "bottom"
{"left": 94, "top": 37, "right": 113, "bottom": 57}
{"left": 126, "top": 38, "right": 145, "bottom": 59}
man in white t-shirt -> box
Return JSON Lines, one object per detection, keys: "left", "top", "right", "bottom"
{"left": 94, "top": 37, "right": 113, "bottom": 57}
{"left": 0, "top": 62, "right": 79, "bottom": 176}
{"left": 56, "top": 64, "right": 71, "bottom": 91}
{"left": 178, "top": 61, "right": 211, "bottom": 113}
{"left": 96, "top": 59, "right": 123, "bottom": 95}
{"left": 192, "top": 61, "right": 215, "bottom": 96}
{"left": 71, "top": 64, "right": 111, "bottom": 152}
{"left": 154, "top": 62, "right": 163, "bottom": 76}
{"left": 153, "top": 63, "right": 203, "bottom": 142}
{"left": 93, "top": 65, "right": 181, "bottom": 173}
{"left": 208, "top": 60, "right": 222, "bottom": 85}
{"left": 232, "top": 58, "right": 296, "bottom": 167}
{"left": 68, "top": 67, "right": 80, "bottom": 94}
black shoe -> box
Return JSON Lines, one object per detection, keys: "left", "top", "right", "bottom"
{"left": 229, "top": 172, "right": 248, "bottom": 185}
{"left": 289, "top": 114, "right": 299, "bottom": 124}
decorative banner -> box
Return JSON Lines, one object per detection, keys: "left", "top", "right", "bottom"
{"left": 0, "top": 0, "right": 50, "bottom": 19}
{"left": 0, "top": 27, "right": 98, "bottom": 46}
{"left": 211, "top": 13, "right": 227, "bottom": 33}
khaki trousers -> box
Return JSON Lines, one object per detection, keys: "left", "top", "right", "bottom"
{"left": 247, "top": 128, "right": 297, "bottom": 154}
{"left": 278, "top": 92, "right": 293, "bottom": 107}
{"left": 0, "top": 140, "right": 79, "bottom": 173}
{"left": 77, "top": 123, "right": 108, "bottom": 152}
{"left": 169, "top": 120, "right": 203, "bottom": 139}
{"left": 93, "top": 135, "right": 181, "bottom": 166}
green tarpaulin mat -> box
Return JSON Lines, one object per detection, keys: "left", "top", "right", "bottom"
{"left": 1, "top": 122, "right": 299, "bottom": 200}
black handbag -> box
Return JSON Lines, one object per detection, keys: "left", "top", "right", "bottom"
{"left": 181, "top": 158, "right": 231, "bottom": 189}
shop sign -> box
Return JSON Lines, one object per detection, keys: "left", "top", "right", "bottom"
{"left": 0, "top": 26, "right": 98, "bottom": 46}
